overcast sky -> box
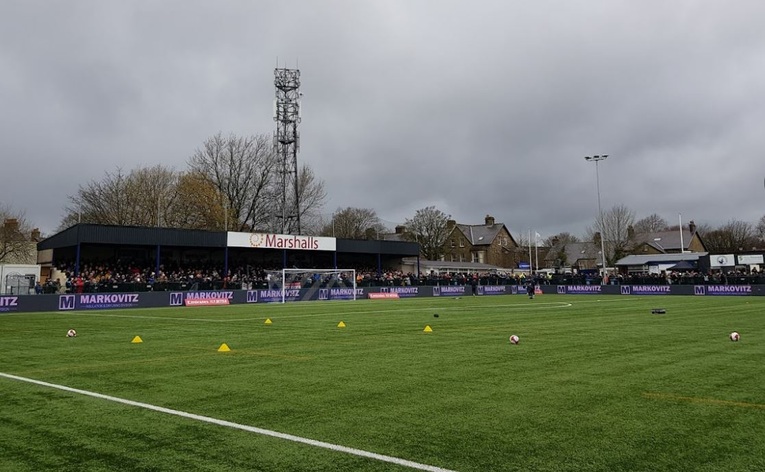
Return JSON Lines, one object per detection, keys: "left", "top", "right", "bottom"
{"left": 2, "top": 0, "right": 764, "bottom": 239}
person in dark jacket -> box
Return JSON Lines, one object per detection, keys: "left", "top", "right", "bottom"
{"left": 526, "top": 281, "right": 535, "bottom": 299}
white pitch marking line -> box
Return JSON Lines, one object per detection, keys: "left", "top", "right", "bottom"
{"left": 66, "top": 312, "right": 250, "bottom": 322}
{"left": 0, "top": 372, "right": 456, "bottom": 472}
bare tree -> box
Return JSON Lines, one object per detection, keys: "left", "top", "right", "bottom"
{"left": 703, "top": 220, "right": 757, "bottom": 253}
{"left": 187, "top": 133, "right": 278, "bottom": 232}
{"left": 61, "top": 165, "right": 179, "bottom": 228}
{"left": 403, "top": 206, "right": 451, "bottom": 260}
{"left": 633, "top": 213, "right": 669, "bottom": 233}
{"left": 188, "top": 133, "right": 326, "bottom": 234}
{"left": 320, "top": 207, "right": 388, "bottom": 239}
{"left": 62, "top": 167, "right": 130, "bottom": 227}
{"left": 543, "top": 232, "right": 580, "bottom": 247}
{"left": 273, "top": 164, "right": 327, "bottom": 235}
{"left": 0, "top": 204, "right": 37, "bottom": 264}
{"left": 126, "top": 165, "right": 180, "bottom": 227}
{"left": 756, "top": 215, "right": 765, "bottom": 244}
{"left": 587, "top": 204, "right": 635, "bottom": 265}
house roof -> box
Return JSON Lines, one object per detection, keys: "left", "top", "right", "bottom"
{"left": 615, "top": 252, "right": 708, "bottom": 266}
{"left": 380, "top": 233, "right": 408, "bottom": 242}
{"left": 455, "top": 223, "right": 510, "bottom": 246}
{"left": 632, "top": 229, "right": 697, "bottom": 252}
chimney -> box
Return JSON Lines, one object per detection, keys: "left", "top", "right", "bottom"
{"left": 627, "top": 225, "right": 635, "bottom": 240}
{"left": 485, "top": 215, "right": 495, "bottom": 227}
{"left": 593, "top": 232, "right": 602, "bottom": 245}
{"left": 689, "top": 220, "right": 696, "bottom": 235}
{"left": 447, "top": 219, "right": 456, "bottom": 230}
{"left": 395, "top": 225, "right": 406, "bottom": 234}
{"left": 3, "top": 218, "right": 19, "bottom": 233}
{"left": 551, "top": 236, "right": 560, "bottom": 246}
{"left": 31, "top": 228, "right": 41, "bottom": 241}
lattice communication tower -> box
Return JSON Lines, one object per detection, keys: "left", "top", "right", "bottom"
{"left": 274, "top": 68, "right": 302, "bottom": 234}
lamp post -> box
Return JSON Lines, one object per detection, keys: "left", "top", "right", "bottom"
{"left": 584, "top": 154, "right": 608, "bottom": 279}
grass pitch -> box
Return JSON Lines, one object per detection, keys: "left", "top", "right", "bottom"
{"left": 1, "top": 294, "right": 764, "bottom": 471}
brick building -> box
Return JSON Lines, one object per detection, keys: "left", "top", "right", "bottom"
{"left": 441, "top": 215, "right": 521, "bottom": 269}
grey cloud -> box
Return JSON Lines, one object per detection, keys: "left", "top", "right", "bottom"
{"left": 1, "top": 0, "right": 764, "bottom": 239}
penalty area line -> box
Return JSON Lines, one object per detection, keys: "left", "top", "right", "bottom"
{"left": 0, "top": 372, "right": 456, "bottom": 472}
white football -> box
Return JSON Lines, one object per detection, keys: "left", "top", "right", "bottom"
{"left": 66, "top": 329, "right": 77, "bottom": 337}
{"left": 509, "top": 335, "right": 520, "bottom": 344}
{"left": 729, "top": 331, "right": 740, "bottom": 342}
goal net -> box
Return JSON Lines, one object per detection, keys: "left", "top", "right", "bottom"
{"left": 266, "top": 268, "right": 357, "bottom": 303}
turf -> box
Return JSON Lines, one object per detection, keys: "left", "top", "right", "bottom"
{"left": 1, "top": 294, "right": 764, "bottom": 471}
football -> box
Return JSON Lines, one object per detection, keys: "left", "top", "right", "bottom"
{"left": 66, "top": 329, "right": 77, "bottom": 337}
{"left": 509, "top": 335, "right": 520, "bottom": 344}
{"left": 729, "top": 331, "right": 740, "bottom": 342}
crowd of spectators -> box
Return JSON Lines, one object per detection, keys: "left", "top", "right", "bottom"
{"left": 39, "top": 259, "right": 765, "bottom": 294}
{"left": 50, "top": 260, "right": 264, "bottom": 293}
{"left": 44, "top": 260, "right": 547, "bottom": 294}
{"left": 353, "top": 269, "right": 538, "bottom": 288}
{"left": 600, "top": 268, "right": 764, "bottom": 286}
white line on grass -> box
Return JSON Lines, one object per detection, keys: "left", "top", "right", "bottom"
{"left": 66, "top": 312, "right": 254, "bottom": 322}
{"left": 0, "top": 372, "right": 456, "bottom": 472}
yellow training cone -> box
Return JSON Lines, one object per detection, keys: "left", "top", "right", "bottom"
{"left": 131, "top": 336, "right": 143, "bottom": 343}
{"left": 423, "top": 325, "right": 433, "bottom": 333}
{"left": 337, "top": 321, "right": 346, "bottom": 328}
{"left": 217, "top": 343, "right": 231, "bottom": 352}
{"left": 264, "top": 318, "right": 273, "bottom": 325}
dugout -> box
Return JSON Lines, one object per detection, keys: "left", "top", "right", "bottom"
{"left": 37, "top": 224, "right": 421, "bottom": 283}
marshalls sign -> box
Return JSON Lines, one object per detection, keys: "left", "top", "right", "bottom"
{"left": 227, "top": 232, "right": 336, "bottom": 251}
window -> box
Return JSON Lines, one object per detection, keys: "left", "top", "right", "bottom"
{"left": 459, "top": 239, "right": 465, "bottom": 247}
{"left": 472, "top": 252, "right": 479, "bottom": 263}
{"left": 450, "top": 239, "right": 455, "bottom": 248}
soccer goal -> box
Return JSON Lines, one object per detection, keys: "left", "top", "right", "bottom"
{"left": 267, "top": 268, "right": 357, "bottom": 303}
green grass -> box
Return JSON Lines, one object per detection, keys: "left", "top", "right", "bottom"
{"left": 1, "top": 294, "right": 764, "bottom": 471}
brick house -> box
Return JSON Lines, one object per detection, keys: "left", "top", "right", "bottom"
{"left": 441, "top": 215, "right": 520, "bottom": 269}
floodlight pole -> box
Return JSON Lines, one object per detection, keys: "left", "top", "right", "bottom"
{"left": 584, "top": 155, "right": 609, "bottom": 280}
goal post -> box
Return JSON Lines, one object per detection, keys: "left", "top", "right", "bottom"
{"left": 271, "top": 268, "right": 357, "bottom": 303}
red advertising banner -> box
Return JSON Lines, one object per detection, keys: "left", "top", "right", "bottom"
{"left": 184, "top": 298, "right": 231, "bottom": 306}
{"left": 368, "top": 293, "right": 400, "bottom": 300}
